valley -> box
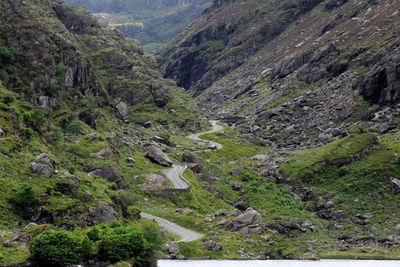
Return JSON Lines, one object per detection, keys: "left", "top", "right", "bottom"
{"left": 0, "top": 0, "right": 400, "bottom": 266}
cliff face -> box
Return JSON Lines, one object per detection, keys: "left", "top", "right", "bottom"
{"left": 65, "top": 0, "right": 212, "bottom": 53}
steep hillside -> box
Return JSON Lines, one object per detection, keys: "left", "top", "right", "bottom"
{"left": 65, "top": 0, "right": 212, "bottom": 53}
{"left": 157, "top": 0, "right": 400, "bottom": 261}
{"left": 0, "top": 0, "right": 205, "bottom": 265}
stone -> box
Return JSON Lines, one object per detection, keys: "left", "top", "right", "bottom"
{"left": 232, "top": 182, "right": 243, "bottom": 191}
{"left": 151, "top": 136, "right": 171, "bottom": 146}
{"left": 145, "top": 145, "right": 173, "bottom": 167}
{"left": 202, "top": 239, "right": 223, "bottom": 251}
{"left": 214, "top": 209, "right": 229, "bottom": 217}
{"left": 230, "top": 208, "right": 263, "bottom": 235}
{"left": 143, "top": 121, "right": 152, "bottom": 128}
{"left": 30, "top": 153, "right": 55, "bottom": 178}
{"left": 390, "top": 179, "right": 400, "bottom": 194}
{"left": 230, "top": 170, "right": 242, "bottom": 176}
{"left": 126, "top": 157, "right": 136, "bottom": 164}
{"left": 233, "top": 200, "right": 249, "bottom": 211}
{"left": 116, "top": 101, "right": 129, "bottom": 117}
{"left": 89, "top": 166, "right": 121, "bottom": 182}
{"left": 0, "top": 128, "right": 5, "bottom": 138}
{"left": 87, "top": 201, "right": 118, "bottom": 226}
{"left": 167, "top": 242, "right": 180, "bottom": 257}
{"left": 216, "top": 219, "right": 227, "bottom": 228}
{"left": 182, "top": 151, "right": 201, "bottom": 164}
{"left": 190, "top": 163, "right": 204, "bottom": 173}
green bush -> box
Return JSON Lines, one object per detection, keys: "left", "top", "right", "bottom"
{"left": 98, "top": 226, "right": 150, "bottom": 263}
{"left": 30, "top": 230, "right": 93, "bottom": 266}
{"left": 66, "top": 119, "right": 85, "bottom": 134}
{"left": 141, "top": 223, "right": 164, "bottom": 251}
{"left": 23, "top": 109, "right": 46, "bottom": 131}
{"left": 11, "top": 184, "right": 39, "bottom": 218}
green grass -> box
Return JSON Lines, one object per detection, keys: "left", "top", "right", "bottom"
{"left": 280, "top": 133, "right": 377, "bottom": 179}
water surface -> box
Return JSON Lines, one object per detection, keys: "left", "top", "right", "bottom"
{"left": 158, "top": 260, "right": 400, "bottom": 267}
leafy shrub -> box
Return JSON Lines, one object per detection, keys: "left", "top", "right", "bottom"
{"left": 66, "top": 119, "right": 85, "bottom": 134}
{"left": 30, "top": 230, "right": 93, "bottom": 266}
{"left": 11, "top": 185, "right": 39, "bottom": 218}
{"left": 23, "top": 109, "right": 46, "bottom": 131}
{"left": 141, "top": 223, "right": 164, "bottom": 251}
{"left": 97, "top": 226, "right": 150, "bottom": 263}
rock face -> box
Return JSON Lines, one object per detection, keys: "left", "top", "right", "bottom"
{"left": 87, "top": 201, "right": 118, "bottom": 226}
{"left": 30, "top": 153, "right": 55, "bottom": 178}
{"left": 390, "top": 179, "right": 400, "bottom": 195}
{"left": 145, "top": 145, "right": 173, "bottom": 167}
{"left": 230, "top": 208, "right": 262, "bottom": 235}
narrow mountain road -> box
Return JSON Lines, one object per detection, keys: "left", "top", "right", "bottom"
{"left": 187, "top": 120, "right": 223, "bottom": 149}
{"left": 141, "top": 120, "right": 223, "bottom": 242}
{"left": 162, "top": 164, "right": 189, "bottom": 189}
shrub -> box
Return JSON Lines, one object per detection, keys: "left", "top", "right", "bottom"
{"left": 23, "top": 109, "right": 46, "bottom": 131}
{"left": 66, "top": 119, "right": 85, "bottom": 134}
{"left": 11, "top": 184, "right": 39, "bottom": 218}
{"left": 141, "top": 223, "right": 164, "bottom": 251}
{"left": 97, "top": 226, "right": 150, "bottom": 263}
{"left": 30, "top": 230, "right": 93, "bottom": 266}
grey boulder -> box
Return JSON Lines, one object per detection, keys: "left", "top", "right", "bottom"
{"left": 30, "top": 153, "right": 55, "bottom": 178}
{"left": 87, "top": 201, "right": 118, "bottom": 226}
{"left": 390, "top": 179, "right": 400, "bottom": 194}
{"left": 116, "top": 101, "right": 129, "bottom": 117}
{"left": 230, "top": 208, "right": 263, "bottom": 235}
{"left": 145, "top": 145, "right": 173, "bottom": 167}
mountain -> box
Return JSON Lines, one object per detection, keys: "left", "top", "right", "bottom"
{"left": 64, "top": 0, "right": 212, "bottom": 53}
{"left": 157, "top": 0, "right": 400, "bottom": 259}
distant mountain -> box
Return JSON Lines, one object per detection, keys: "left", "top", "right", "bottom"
{"left": 65, "top": 0, "right": 212, "bottom": 53}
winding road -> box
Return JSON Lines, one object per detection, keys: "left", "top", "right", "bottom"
{"left": 141, "top": 120, "right": 223, "bottom": 242}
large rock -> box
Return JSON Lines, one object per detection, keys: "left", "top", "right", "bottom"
{"left": 182, "top": 151, "right": 201, "bottom": 164}
{"left": 30, "top": 153, "right": 55, "bottom": 178}
{"left": 89, "top": 166, "right": 127, "bottom": 189}
{"left": 87, "top": 201, "right": 118, "bottom": 226}
{"left": 116, "top": 101, "right": 129, "bottom": 117}
{"left": 145, "top": 145, "right": 173, "bottom": 167}
{"left": 202, "top": 239, "right": 223, "bottom": 251}
{"left": 230, "top": 208, "right": 263, "bottom": 235}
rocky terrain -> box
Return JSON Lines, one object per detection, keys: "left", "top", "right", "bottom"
{"left": 1, "top": 0, "right": 400, "bottom": 265}
{"left": 65, "top": 0, "right": 212, "bottom": 53}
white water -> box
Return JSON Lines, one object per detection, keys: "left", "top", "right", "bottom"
{"left": 158, "top": 260, "right": 400, "bottom": 267}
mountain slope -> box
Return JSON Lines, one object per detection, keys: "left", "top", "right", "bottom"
{"left": 65, "top": 0, "right": 212, "bottom": 53}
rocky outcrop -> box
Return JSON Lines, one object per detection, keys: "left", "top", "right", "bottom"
{"left": 229, "top": 208, "right": 262, "bottom": 235}
{"left": 89, "top": 165, "right": 127, "bottom": 189}
{"left": 87, "top": 201, "right": 118, "bottom": 226}
{"left": 139, "top": 174, "right": 167, "bottom": 190}
{"left": 116, "top": 101, "right": 129, "bottom": 117}
{"left": 30, "top": 153, "right": 55, "bottom": 178}
{"left": 145, "top": 145, "right": 173, "bottom": 167}
{"left": 182, "top": 151, "right": 203, "bottom": 173}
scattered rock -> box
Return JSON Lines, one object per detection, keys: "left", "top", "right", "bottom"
{"left": 30, "top": 153, "right": 55, "bottom": 178}
{"left": 87, "top": 201, "right": 118, "bottom": 226}
{"left": 151, "top": 136, "right": 171, "bottom": 146}
{"left": 145, "top": 145, "right": 173, "bottom": 167}
{"left": 0, "top": 128, "right": 5, "bottom": 138}
{"left": 232, "top": 182, "right": 243, "bottom": 191}
{"left": 390, "top": 178, "right": 400, "bottom": 194}
{"left": 89, "top": 166, "right": 127, "bottom": 189}
{"left": 230, "top": 170, "right": 242, "bottom": 176}
{"left": 202, "top": 239, "right": 223, "bottom": 251}
{"left": 232, "top": 200, "right": 249, "bottom": 211}
{"left": 143, "top": 121, "right": 152, "bottom": 128}
{"left": 230, "top": 208, "right": 263, "bottom": 235}
{"left": 190, "top": 163, "right": 204, "bottom": 173}
{"left": 116, "top": 101, "right": 129, "bottom": 117}
{"left": 214, "top": 209, "right": 229, "bottom": 217}
{"left": 166, "top": 242, "right": 180, "bottom": 258}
